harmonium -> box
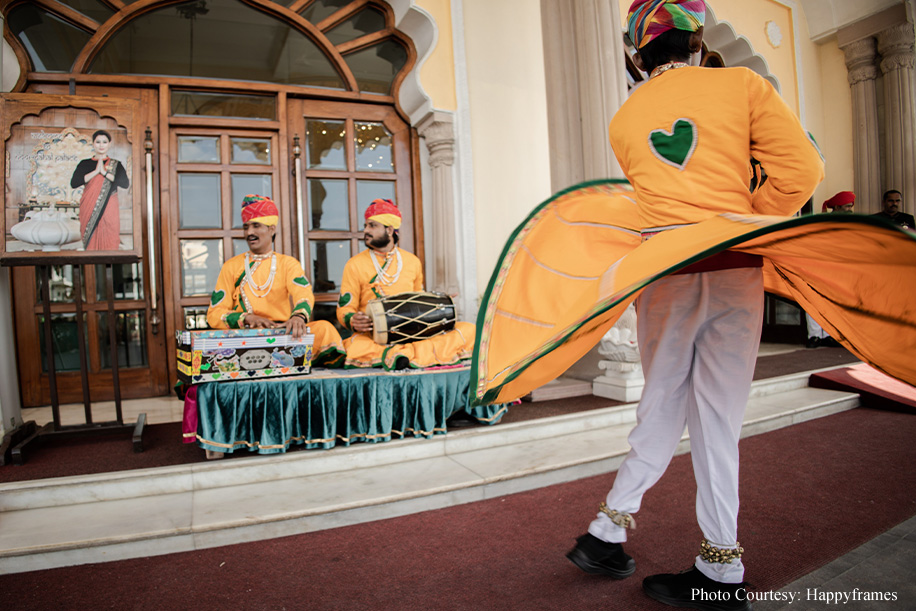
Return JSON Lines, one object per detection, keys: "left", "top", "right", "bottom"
{"left": 176, "top": 328, "right": 315, "bottom": 384}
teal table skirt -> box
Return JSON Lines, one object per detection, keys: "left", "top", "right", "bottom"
{"left": 182, "top": 366, "right": 509, "bottom": 454}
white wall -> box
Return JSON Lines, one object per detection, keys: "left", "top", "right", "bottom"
{"left": 461, "top": 0, "right": 553, "bottom": 300}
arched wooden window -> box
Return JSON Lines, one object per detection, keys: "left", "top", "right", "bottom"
{"left": 3, "top": 0, "right": 424, "bottom": 406}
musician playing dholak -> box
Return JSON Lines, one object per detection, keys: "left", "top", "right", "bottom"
{"left": 206, "top": 195, "right": 346, "bottom": 367}
{"left": 336, "top": 198, "right": 475, "bottom": 370}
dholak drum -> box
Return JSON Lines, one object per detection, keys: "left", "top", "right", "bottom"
{"left": 366, "top": 292, "right": 456, "bottom": 345}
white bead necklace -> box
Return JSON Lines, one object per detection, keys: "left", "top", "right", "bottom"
{"left": 243, "top": 251, "right": 278, "bottom": 298}
{"left": 370, "top": 247, "right": 403, "bottom": 286}
{"left": 650, "top": 61, "right": 689, "bottom": 79}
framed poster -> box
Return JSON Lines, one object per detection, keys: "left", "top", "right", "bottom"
{"left": 1, "top": 94, "right": 142, "bottom": 264}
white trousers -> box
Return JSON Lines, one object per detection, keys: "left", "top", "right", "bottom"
{"left": 806, "top": 313, "right": 828, "bottom": 339}
{"left": 588, "top": 268, "right": 764, "bottom": 583}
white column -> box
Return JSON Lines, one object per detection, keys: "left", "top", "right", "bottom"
{"left": 842, "top": 38, "right": 883, "bottom": 213}
{"left": 416, "top": 112, "right": 462, "bottom": 312}
{"left": 878, "top": 22, "right": 916, "bottom": 216}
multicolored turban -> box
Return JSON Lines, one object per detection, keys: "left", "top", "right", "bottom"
{"left": 822, "top": 191, "right": 855, "bottom": 212}
{"left": 627, "top": 0, "right": 706, "bottom": 49}
{"left": 364, "top": 198, "right": 401, "bottom": 229}
{"left": 241, "top": 194, "right": 278, "bottom": 226}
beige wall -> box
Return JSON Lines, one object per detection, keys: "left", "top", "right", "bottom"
{"left": 416, "top": 0, "right": 458, "bottom": 111}
{"left": 462, "top": 0, "right": 552, "bottom": 295}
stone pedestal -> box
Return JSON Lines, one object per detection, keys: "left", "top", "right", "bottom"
{"left": 593, "top": 360, "right": 644, "bottom": 403}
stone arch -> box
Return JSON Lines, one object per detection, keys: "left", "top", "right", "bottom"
{"left": 387, "top": 0, "right": 438, "bottom": 124}
{"left": 703, "top": 5, "right": 781, "bottom": 92}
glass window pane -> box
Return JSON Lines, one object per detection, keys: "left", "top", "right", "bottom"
{"left": 302, "top": 0, "right": 351, "bottom": 24}
{"left": 233, "top": 238, "right": 249, "bottom": 257}
{"left": 325, "top": 7, "right": 386, "bottom": 46}
{"left": 179, "top": 174, "right": 222, "bottom": 229}
{"left": 356, "top": 181, "right": 396, "bottom": 221}
{"left": 306, "top": 120, "right": 347, "bottom": 170}
{"left": 183, "top": 306, "right": 210, "bottom": 330}
{"left": 355, "top": 122, "right": 394, "bottom": 172}
{"left": 99, "top": 310, "right": 148, "bottom": 369}
{"left": 773, "top": 301, "right": 802, "bottom": 326}
{"left": 58, "top": 1, "right": 115, "bottom": 22}
{"left": 231, "top": 138, "right": 271, "bottom": 165}
{"left": 173, "top": 92, "right": 277, "bottom": 120}
{"left": 89, "top": 0, "right": 344, "bottom": 89}
{"left": 346, "top": 40, "right": 408, "bottom": 94}
{"left": 231, "top": 175, "right": 273, "bottom": 229}
{"left": 35, "top": 265, "right": 81, "bottom": 303}
{"left": 38, "top": 313, "right": 88, "bottom": 373}
{"left": 181, "top": 239, "right": 223, "bottom": 297}
{"left": 7, "top": 5, "right": 92, "bottom": 72}
{"left": 308, "top": 178, "right": 349, "bottom": 231}
{"left": 178, "top": 136, "right": 220, "bottom": 163}
{"left": 310, "top": 240, "right": 350, "bottom": 293}
{"left": 95, "top": 263, "right": 144, "bottom": 301}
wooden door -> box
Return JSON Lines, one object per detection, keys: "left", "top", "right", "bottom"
{"left": 287, "top": 98, "right": 418, "bottom": 327}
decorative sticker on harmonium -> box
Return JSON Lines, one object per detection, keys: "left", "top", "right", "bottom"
{"left": 176, "top": 328, "right": 315, "bottom": 384}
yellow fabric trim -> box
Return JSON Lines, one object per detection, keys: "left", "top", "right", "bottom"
{"left": 247, "top": 215, "right": 278, "bottom": 226}
{"left": 368, "top": 213, "right": 401, "bottom": 229}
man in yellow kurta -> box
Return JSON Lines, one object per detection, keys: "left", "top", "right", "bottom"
{"left": 563, "top": 2, "right": 823, "bottom": 609}
{"left": 207, "top": 195, "right": 345, "bottom": 366}
{"left": 336, "top": 198, "right": 474, "bottom": 370}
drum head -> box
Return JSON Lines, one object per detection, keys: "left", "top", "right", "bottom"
{"left": 365, "top": 299, "right": 389, "bottom": 345}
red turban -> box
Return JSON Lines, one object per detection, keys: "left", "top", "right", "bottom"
{"left": 364, "top": 198, "right": 402, "bottom": 229}
{"left": 822, "top": 191, "right": 855, "bottom": 212}
{"left": 241, "top": 195, "right": 278, "bottom": 226}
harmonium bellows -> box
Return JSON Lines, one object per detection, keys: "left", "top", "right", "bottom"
{"left": 176, "top": 328, "right": 315, "bottom": 384}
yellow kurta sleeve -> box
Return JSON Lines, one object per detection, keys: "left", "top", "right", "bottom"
{"left": 336, "top": 255, "right": 365, "bottom": 330}
{"left": 206, "top": 257, "right": 245, "bottom": 329}
{"left": 746, "top": 71, "right": 825, "bottom": 216}
{"left": 283, "top": 256, "right": 315, "bottom": 321}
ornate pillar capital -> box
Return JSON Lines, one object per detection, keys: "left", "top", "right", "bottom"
{"left": 416, "top": 111, "right": 455, "bottom": 169}
{"left": 877, "top": 22, "right": 916, "bottom": 73}
{"left": 842, "top": 37, "right": 879, "bottom": 85}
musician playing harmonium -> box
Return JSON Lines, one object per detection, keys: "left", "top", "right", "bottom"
{"left": 336, "top": 198, "right": 475, "bottom": 370}
{"left": 206, "top": 194, "right": 346, "bottom": 366}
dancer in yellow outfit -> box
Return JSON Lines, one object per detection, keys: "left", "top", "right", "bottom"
{"left": 207, "top": 195, "right": 345, "bottom": 367}
{"left": 337, "top": 198, "right": 475, "bottom": 370}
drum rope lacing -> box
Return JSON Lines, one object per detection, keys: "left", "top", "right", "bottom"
{"left": 370, "top": 247, "right": 403, "bottom": 287}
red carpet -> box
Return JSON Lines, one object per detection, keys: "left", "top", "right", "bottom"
{"left": 810, "top": 363, "right": 916, "bottom": 412}
{"left": 1, "top": 407, "right": 914, "bottom": 610}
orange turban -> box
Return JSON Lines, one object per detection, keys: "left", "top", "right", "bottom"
{"left": 364, "top": 198, "right": 402, "bottom": 229}
{"left": 822, "top": 191, "right": 855, "bottom": 212}
{"left": 241, "top": 195, "right": 278, "bottom": 226}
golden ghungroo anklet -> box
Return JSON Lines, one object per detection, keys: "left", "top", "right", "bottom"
{"left": 699, "top": 539, "right": 743, "bottom": 564}
{"left": 599, "top": 502, "right": 636, "bottom": 530}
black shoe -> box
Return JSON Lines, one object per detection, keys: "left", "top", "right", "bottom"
{"left": 806, "top": 336, "right": 820, "bottom": 349}
{"left": 643, "top": 567, "right": 751, "bottom": 610}
{"left": 820, "top": 337, "right": 840, "bottom": 348}
{"left": 566, "top": 533, "right": 636, "bottom": 579}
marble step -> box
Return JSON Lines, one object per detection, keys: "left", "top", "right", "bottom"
{"left": 0, "top": 369, "right": 860, "bottom": 575}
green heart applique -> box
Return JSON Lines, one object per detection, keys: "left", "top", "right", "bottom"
{"left": 211, "top": 372, "right": 221, "bottom": 379}
{"left": 210, "top": 289, "right": 226, "bottom": 306}
{"left": 338, "top": 292, "right": 352, "bottom": 307}
{"left": 266, "top": 338, "right": 276, "bottom": 344}
{"left": 293, "top": 276, "right": 310, "bottom": 287}
{"left": 649, "top": 118, "right": 697, "bottom": 170}
{"left": 264, "top": 368, "right": 273, "bottom": 375}
{"left": 200, "top": 363, "right": 211, "bottom": 371}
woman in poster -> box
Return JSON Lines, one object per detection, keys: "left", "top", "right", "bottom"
{"left": 70, "top": 129, "right": 129, "bottom": 250}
